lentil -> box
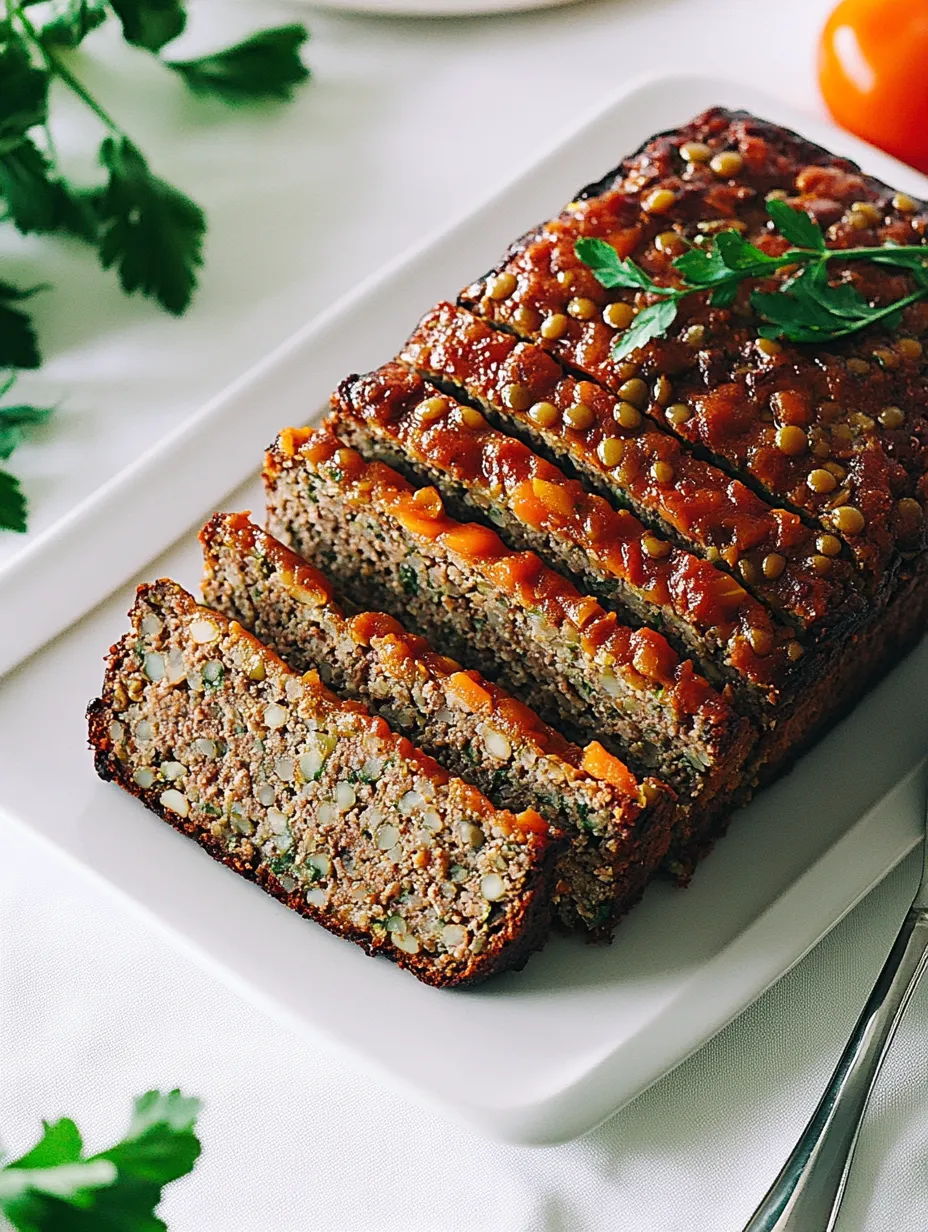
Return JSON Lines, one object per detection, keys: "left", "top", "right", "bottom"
{"left": 709, "top": 150, "right": 743, "bottom": 177}
{"left": 831, "top": 505, "right": 865, "bottom": 534}
{"left": 603, "top": 301, "right": 635, "bottom": 329}
{"left": 642, "top": 187, "right": 675, "bottom": 214}
{"left": 528, "top": 401, "right": 560, "bottom": 428}
{"left": 540, "top": 313, "right": 568, "bottom": 340}
{"left": 487, "top": 272, "right": 517, "bottom": 301}
{"left": 807, "top": 468, "right": 838, "bottom": 494}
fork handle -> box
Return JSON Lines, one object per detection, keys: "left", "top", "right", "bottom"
{"left": 742, "top": 904, "right": 928, "bottom": 1232}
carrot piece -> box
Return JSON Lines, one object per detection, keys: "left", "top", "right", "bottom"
{"left": 581, "top": 741, "right": 639, "bottom": 796}
{"left": 445, "top": 670, "right": 493, "bottom": 713}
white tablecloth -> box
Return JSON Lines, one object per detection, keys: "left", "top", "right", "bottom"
{"left": 3, "top": 1, "right": 928, "bottom": 1228}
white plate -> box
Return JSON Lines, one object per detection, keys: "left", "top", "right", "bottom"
{"left": 307, "top": 0, "right": 578, "bottom": 14}
{"left": 2, "top": 75, "right": 928, "bottom": 1144}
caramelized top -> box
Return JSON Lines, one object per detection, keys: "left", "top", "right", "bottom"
{"left": 332, "top": 361, "right": 811, "bottom": 703}
{"left": 135, "top": 577, "right": 549, "bottom": 837}
{"left": 265, "top": 426, "right": 742, "bottom": 737}
{"left": 200, "top": 512, "right": 663, "bottom": 808}
{"left": 460, "top": 107, "right": 928, "bottom": 586}
{"left": 402, "top": 302, "right": 864, "bottom": 636}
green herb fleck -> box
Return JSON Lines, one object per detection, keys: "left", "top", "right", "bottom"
{"left": 398, "top": 563, "right": 419, "bottom": 596}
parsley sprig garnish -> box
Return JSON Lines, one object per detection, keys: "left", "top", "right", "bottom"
{"left": 0, "top": 0, "right": 310, "bottom": 531}
{"left": 576, "top": 197, "right": 928, "bottom": 361}
{"left": 0, "top": 1088, "right": 202, "bottom": 1230}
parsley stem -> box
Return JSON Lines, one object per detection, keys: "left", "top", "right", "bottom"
{"left": 15, "top": 6, "right": 125, "bottom": 137}
{"left": 794, "top": 287, "right": 928, "bottom": 342}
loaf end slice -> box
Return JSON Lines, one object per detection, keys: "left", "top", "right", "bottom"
{"left": 87, "top": 579, "right": 563, "bottom": 987}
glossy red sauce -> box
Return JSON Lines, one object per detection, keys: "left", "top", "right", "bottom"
{"left": 461, "top": 107, "right": 928, "bottom": 584}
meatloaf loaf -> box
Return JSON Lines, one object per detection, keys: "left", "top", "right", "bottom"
{"left": 262, "top": 424, "right": 753, "bottom": 822}
{"left": 87, "top": 579, "right": 563, "bottom": 986}
{"left": 200, "top": 511, "right": 675, "bottom": 932}
{"left": 460, "top": 106, "right": 928, "bottom": 590}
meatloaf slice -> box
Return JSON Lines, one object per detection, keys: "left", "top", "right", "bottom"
{"left": 460, "top": 106, "right": 928, "bottom": 588}
{"left": 263, "top": 425, "right": 754, "bottom": 814}
{"left": 200, "top": 512, "right": 675, "bottom": 934}
{"left": 328, "top": 359, "right": 813, "bottom": 716}
{"left": 401, "top": 302, "right": 866, "bottom": 639}
{"left": 87, "top": 579, "right": 563, "bottom": 987}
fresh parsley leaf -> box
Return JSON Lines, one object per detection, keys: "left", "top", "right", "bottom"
{"left": 574, "top": 237, "right": 664, "bottom": 292}
{"left": 0, "top": 281, "right": 41, "bottom": 369}
{"left": 0, "top": 1160, "right": 117, "bottom": 1206}
{"left": 167, "top": 24, "right": 310, "bottom": 103}
{"left": 612, "top": 297, "right": 678, "bottom": 360}
{"left": 576, "top": 193, "right": 928, "bottom": 352}
{"left": 672, "top": 242, "right": 732, "bottom": 287}
{"left": 109, "top": 0, "right": 186, "bottom": 52}
{"left": 0, "top": 138, "right": 98, "bottom": 239}
{"left": 0, "top": 403, "right": 54, "bottom": 458}
{"left": 713, "top": 229, "right": 782, "bottom": 274}
{"left": 0, "top": 30, "right": 49, "bottom": 152}
{"left": 675, "top": 231, "right": 782, "bottom": 287}
{"left": 125, "top": 1090, "right": 200, "bottom": 1139}
{"left": 766, "top": 198, "right": 825, "bottom": 251}
{"left": 0, "top": 468, "right": 27, "bottom": 532}
{"left": 0, "top": 1090, "right": 202, "bottom": 1230}
{"left": 97, "top": 136, "right": 205, "bottom": 314}
{"left": 709, "top": 282, "right": 739, "bottom": 308}
{"left": 40, "top": 0, "right": 109, "bottom": 49}
{"left": 791, "top": 264, "right": 872, "bottom": 322}
{"left": 6, "top": 1118, "right": 84, "bottom": 1171}
{"left": 0, "top": 140, "right": 58, "bottom": 232}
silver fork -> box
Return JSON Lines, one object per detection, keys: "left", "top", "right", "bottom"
{"left": 742, "top": 801, "right": 928, "bottom": 1232}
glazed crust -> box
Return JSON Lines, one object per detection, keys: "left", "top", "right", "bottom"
{"left": 401, "top": 302, "right": 866, "bottom": 639}
{"left": 460, "top": 106, "right": 928, "bottom": 589}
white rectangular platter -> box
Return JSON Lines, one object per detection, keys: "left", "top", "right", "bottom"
{"left": 2, "top": 75, "right": 928, "bottom": 1145}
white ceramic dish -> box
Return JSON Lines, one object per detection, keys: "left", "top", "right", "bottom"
{"left": 306, "top": 0, "right": 578, "bottom": 16}
{"left": 2, "top": 75, "right": 928, "bottom": 1144}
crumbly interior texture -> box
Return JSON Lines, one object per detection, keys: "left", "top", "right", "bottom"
{"left": 87, "top": 581, "right": 561, "bottom": 987}
{"left": 265, "top": 459, "right": 747, "bottom": 806}
{"left": 200, "top": 515, "right": 675, "bottom": 932}
{"left": 332, "top": 408, "right": 790, "bottom": 716}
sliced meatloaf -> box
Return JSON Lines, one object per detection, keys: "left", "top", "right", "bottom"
{"left": 401, "top": 302, "right": 866, "bottom": 639}
{"left": 460, "top": 106, "right": 928, "bottom": 590}
{"left": 328, "top": 359, "right": 813, "bottom": 717}
{"left": 263, "top": 425, "right": 754, "bottom": 817}
{"left": 200, "top": 512, "right": 675, "bottom": 933}
{"left": 87, "top": 579, "right": 563, "bottom": 987}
